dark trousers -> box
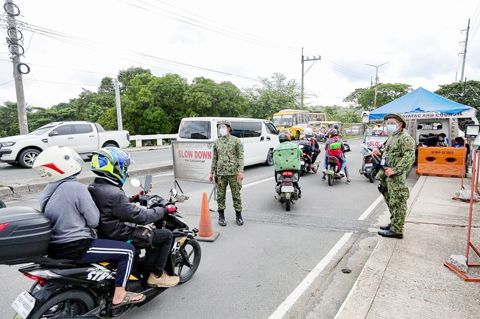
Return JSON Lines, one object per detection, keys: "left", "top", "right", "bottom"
{"left": 144, "top": 229, "right": 173, "bottom": 275}
{"left": 76, "top": 239, "right": 135, "bottom": 287}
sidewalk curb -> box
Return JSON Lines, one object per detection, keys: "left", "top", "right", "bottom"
{"left": 0, "top": 163, "right": 173, "bottom": 200}
{"left": 334, "top": 176, "right": 427, "bottom": 319}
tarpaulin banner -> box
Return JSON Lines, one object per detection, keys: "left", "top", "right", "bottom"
{"left": 172, "top": 141, "right": 214, "bottom": 183}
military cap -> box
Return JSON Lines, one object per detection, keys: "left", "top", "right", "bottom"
{"left": 384, "top": 113, "right": 406, "bottom": 128}
{"left": 217, "top": 119, "right": 232, "bottom": 127}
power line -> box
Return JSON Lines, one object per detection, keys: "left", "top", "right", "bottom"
{"left": 123, "top": 0, "right": 298, "bottom": 54}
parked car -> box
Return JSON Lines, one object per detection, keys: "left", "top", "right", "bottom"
{"left": 177, "top": 117, "right": 279, "bottom": 166}
{"left": 0, "top": 121, "right": 130, "bottom": 168}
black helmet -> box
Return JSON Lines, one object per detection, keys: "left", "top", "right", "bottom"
{"left": 278, "top": 130, "right": 291, "bottom": 143}
{"left": 329, "top": 129, "right": 338, "bottom": 137}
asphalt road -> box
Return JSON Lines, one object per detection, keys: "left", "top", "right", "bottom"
{"left": 0, "top": 147, "right": 173, "bottom": 185}
{"left": 0, "top": 139, "right": 416, "bottom": 319}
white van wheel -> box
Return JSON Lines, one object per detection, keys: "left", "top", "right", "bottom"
{"left": 265, "top": 149, "right": 274, "bottom": 166}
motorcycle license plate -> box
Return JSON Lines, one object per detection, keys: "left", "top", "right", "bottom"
{"left": 364, "top": 163, "right": 373, "bottom": 167}
{"left": 300, "top": 160, "right": 305, "bottom": 165}
{"left": 12, "top": 291, "right": 36, "bottom": 319}
{"left": 281, "top": 186, "right": 295, "bottom": 193}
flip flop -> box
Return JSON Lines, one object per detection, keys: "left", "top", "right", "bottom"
{"left": 112, "top": 292, "right": 146, "bottom": 309}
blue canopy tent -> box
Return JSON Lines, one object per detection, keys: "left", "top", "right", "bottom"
{"left": 369, "top": 87, "right": 475, "bottom": 121}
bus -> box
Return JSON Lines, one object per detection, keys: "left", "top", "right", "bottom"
{"left": 272, "top": 109, "right": 326, "bottom": 140}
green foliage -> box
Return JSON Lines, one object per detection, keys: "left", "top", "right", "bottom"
{"left": 0, "top": 69, "right": 301, "bottom": 137}
{"left": 344, "top": 83, "right": 411, "bottom": 110}
{"left": 244, "top": 73, "right": 300, "bottom": 119}
{"left": 435, "top": 80, "right": 480, "bottom": 111}
{"left": 318, "top": 105, "right": 361, "bottom": 124}
{"left": 0, "top": 102, "right": 20, "bottom": 137}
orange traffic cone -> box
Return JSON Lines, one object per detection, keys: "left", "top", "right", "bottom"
{"left": 197, "top": 192, "right": 219, "bottom": 242}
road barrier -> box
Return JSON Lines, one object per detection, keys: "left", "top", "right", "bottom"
{"left": 129, "top": 134, "right": 177, "bottom": 147}
{"left": 416, "top": 146, "right": 466, "bottom": 177}
{"left": 444, "top": 148, "right": 480, "bottom": 282}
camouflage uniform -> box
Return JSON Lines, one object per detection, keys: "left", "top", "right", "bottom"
{"left": 376, "top": 128, "right": 415, "bottom": 234}
{"left": 211, "top": 135, "right": 244, "bottom": 212}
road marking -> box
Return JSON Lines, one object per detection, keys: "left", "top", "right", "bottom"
{"left": 357, "top": 195, "right": 383, "bottom": 221}
{"left": 268, "top": 232, "right": 353, "bottom": 319}
{"left": 152, "top": 172, "right": 174, "bottom": 178}
{"left": 227, "top": 177, "right": 274, "bottom": 193}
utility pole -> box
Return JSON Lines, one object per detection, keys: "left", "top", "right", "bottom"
{"left": 300, "top": 47, "right": 321, "bottom": 109}
{"left": 4, "top": 0, "right": 28, "bottom": 134}
{"left": 113, "top": 78, "right": 123, "bottom": 130}
{"left": 459, "top": 19, "right": 470, "bottom": 83}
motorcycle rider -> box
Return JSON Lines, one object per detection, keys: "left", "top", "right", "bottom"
{"left": 322, "top": 129, "right": 351, "bottom": 183}
{"left": 88, "top": 147, "right": 180, "bottom": 288}
{"left": 273, "top": 131, "right": 302, "bottom": 196}
{"left": 301, "top": 128, "right": 320, "bottom": 171}
{"left": 32, "top": 146, "right": 145, "bottom": 308}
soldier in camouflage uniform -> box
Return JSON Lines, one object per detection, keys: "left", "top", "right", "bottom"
{"left": 209, "top": 120, "right": 245, "bottom": 226}
{"left": 374, "top": 113, "right": 415, "bottom": 239}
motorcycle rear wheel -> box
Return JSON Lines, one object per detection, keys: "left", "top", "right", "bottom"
{"left": 19, "top": 290, "right": 95, "bottom": 319}
{"left": 285, "top": 200, "right": 291, "bottom": 211}
{"left": 327, "top": 165, "right": 334, "bottom": 186}
{"left": 368, "top": 171, "right": 374, "bottom": 183}
{"left": 174, "top": 239, "right": 201, "bottom": 284}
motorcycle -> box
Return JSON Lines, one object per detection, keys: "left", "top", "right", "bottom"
{"left": 324, "top": 143, "right": 351, "bottom": 186}
{"left": 275, "top": 170, "right": 300, "bottom": 211}
{"left": 359, "top": 146, "right": 382, "bottom": 183}
{"left": 10, "top": 176, "right": 200, "bottom": 319}
{"left": 298, "top": 140, "right": 319, "bottom": 175}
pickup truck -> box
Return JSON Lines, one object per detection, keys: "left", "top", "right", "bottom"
{"left": 0, "top": 121, "right": 130, "bottom": 168}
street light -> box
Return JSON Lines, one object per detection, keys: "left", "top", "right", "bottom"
{"left": 365, "top": 62, "right": 389, "bottom": 86}
{"left": 365, "top": 62, "right": 389, "bottom": 109}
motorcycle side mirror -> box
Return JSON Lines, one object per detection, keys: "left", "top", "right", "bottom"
{"left": 144, "top": 175, "right": 153, "bottom": 193}
{"left": 130, "top": 178, "right": 141, "bottom": 188}
{"left": 169, "top": 188, "right": 178, "bottom": 199}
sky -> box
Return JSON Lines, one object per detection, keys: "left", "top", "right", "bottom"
{"left": 0, "top": 0, "right": 479, "bottom": 109}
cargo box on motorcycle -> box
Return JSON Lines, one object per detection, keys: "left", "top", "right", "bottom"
{"left": 273, "top": 143, "right": 301, "bottom": 172}
{"left": 0, "top": 206, "right": 51, "bottom": 265}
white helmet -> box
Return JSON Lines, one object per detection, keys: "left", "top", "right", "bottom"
{"left": 304, "top": 128, "right": 313, "bottom": 137}
{"left": 33, "top": 146, "right": 84, "bottom": 182}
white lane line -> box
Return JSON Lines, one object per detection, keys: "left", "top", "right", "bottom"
{"left": 357, "top": 195, "right": 383, "bottom": 221}
{"left": 243, "top": 177, "right": 275, "bottom": 189}
{"left": 226, "top": 177, "right": 275, "bottom": 193}
{"left": 268, "top": 232, "right": 353, "bottom": 319}
{"left": 152, "top": 172, "right": 174, "bottom": 178}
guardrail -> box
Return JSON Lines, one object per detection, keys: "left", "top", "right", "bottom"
{"left": 129, "top": 134, "right": 178, "bottom": 147}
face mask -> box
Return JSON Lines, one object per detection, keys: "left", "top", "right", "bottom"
{"left": 386, "top": 124, "right": 398, "bottom": 134}
{"left": 218, "top": 126, "right": 228, "bottom": 137}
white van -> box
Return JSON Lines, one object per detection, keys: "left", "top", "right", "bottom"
{"left": 177, "top": 117, "right": 279, "bottom": 166}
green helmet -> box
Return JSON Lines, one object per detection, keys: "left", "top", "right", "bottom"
{"left": 91, "top": 147, "right": 131, "bottom": 185}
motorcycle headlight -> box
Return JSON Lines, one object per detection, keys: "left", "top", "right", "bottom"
{"left": 0, "top": 142, "right": 15, "bottom": 147}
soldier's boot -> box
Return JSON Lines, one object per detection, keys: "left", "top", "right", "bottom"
{"left": 235, "top": 211, "right": 244, "bottom": 226}
{"left": 218, "top": 210, "right": 227, "bottom": 227}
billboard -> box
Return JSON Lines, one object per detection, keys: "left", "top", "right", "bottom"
{"left": 172, "top": 141, "right": 214, "bottom": 183}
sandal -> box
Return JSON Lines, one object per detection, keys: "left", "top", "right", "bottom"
{"left": 112, "top": 291, "right": 146, "bottom": 309}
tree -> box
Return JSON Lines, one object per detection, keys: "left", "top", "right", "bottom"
{"left": 118, "top": 67, "right": 152, "bottom": 89}
{"left": 0, "top": 102, "right": 20, "bottom": 137}
{"left": 435, "top": 80, "right": 480, "bottom": 112}
{"left": 318, "top": 105, "right": 361, "bottom": 123}
{"left": 184, "top": 77, "right": 249, "bottom": 119}
{"left": 244, "top": 73, "right": 300, "bottom": 119}
{"left": 344, "top": 83, "right": 411, "bottom": 111}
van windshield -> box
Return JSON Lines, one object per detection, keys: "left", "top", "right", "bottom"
{"left": 178, "top": 121, "right": 211, "bottom": 139}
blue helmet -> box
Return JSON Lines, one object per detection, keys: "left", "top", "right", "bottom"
{"left": 91, "top": 147, "right": 131, "bottom": 185}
